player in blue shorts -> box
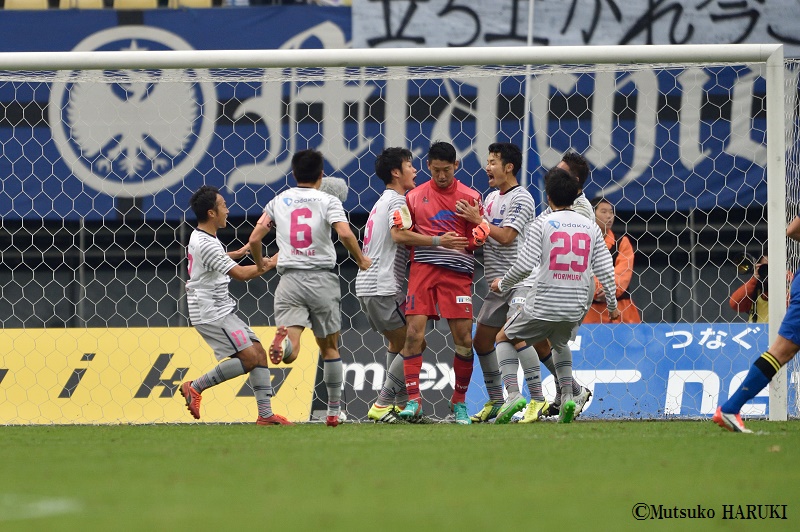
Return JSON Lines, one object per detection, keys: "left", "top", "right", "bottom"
{"left": 714, "top": 215, "right": 800, "bottom": 433}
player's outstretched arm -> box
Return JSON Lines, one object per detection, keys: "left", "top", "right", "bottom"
{"left": 333, "top": 221, "right": 372, "bottom": 270}
{"left": 227, "top": 244, "right": 251, "bottom": 261}
{"left": 497, "top": 218, "right": 543, "bottom": 291}
{"left": 248, "top": 213, "right": 273, "bottom": 272}
{"left": 391, "top": 228, "right": 468, "bottom": 250}
{"left": 227, "top": 255, "right": 276, "bottom": 281}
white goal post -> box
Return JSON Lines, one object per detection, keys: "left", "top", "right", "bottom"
{"left": 0, "top": 43, "right": 792, "bottom": 423}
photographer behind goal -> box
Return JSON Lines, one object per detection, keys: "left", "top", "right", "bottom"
{"left": 729, "top": 251, "right": 770, "bottom": 323}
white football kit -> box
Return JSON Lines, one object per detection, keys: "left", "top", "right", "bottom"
{"left": 186, "top": 229, "right": 238, "bottom": 325}
{"left": 355, "top": 189, "right": 409, "bottom": 297}
{"left": 265, "top": 186, "right": 348, "bottom": 273}
{"left": 500, "top": 208, "right": 617, "bottom": 322}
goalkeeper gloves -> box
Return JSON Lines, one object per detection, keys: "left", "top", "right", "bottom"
{"left": 391, "top": 205, "right": 413, "bottom": 230}
{"left": 472, "top": 220, "right": 490, "bottom": 246}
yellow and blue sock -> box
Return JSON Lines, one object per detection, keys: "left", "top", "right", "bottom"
{"left": 721, "top": 352, "right": 780, "bottom": 414}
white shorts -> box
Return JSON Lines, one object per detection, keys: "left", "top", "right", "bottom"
{"left": 275, "top": 269, "right": 342, "bottom": 338}
{"left": 476, "top": 287, "right": 526, "bottom": 328}
{"left": 358, "top": 293, "right": 406, "bottom": 333}
{"left": 194, "top": 313, "right": 258, "bottom": 361}
{"left": 503, "top": 309, "right": 576, "bottom": 351}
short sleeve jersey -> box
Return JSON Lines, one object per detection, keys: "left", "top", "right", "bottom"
{"left": 265, "top": 187, "right": 348, "bottom": 273}
{"left": 186, "top": 229, "right": 238, "bottom": 325}
{"left": 482, "top": 185, "right": 537, "bottom": 281}
{"left": 355, "top": 189, "right": 409, "bottom": 297}
{"left": 405, "top": 178, "right": 481, "bottom": 275}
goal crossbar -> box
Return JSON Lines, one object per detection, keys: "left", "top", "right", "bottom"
{"left": 0, "top": 43, "right": 784, "bottom": 71}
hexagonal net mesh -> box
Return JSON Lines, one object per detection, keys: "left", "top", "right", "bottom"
{"left": 0, "top": 51, "right": 796, "bottom": 424}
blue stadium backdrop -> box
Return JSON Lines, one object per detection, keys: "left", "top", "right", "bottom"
{"left": 0, "top": 8, "right": 771, "bottom": 222}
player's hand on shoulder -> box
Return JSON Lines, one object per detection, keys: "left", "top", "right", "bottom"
{"left": 440, "top": 231, "right": 469, "bottom": 250}
{"left": 490, "top": 278, "right": 502, "bottom": 293}
{"left": 608, "top": 308, "right": 621, "bottom": 322}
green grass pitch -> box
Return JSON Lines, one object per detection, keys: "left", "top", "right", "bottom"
{"left": 1, "top": 420, "right": 799, "bottom": 531}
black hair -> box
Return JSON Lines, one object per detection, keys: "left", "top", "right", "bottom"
{"left": 189, "top": 185, "right": 220, "bottom": 223}
{"left": 291, "top": 149, "right": 324, "bottom": 184}
{"left": 488, "top": 142, "right": 522, "bottom": 176}
{"left": 375, "top": 147, "right": 413, "bottom": 185}
{"left": 544, "top": 167, "right": 580, "bottom": 208}
{"left": 590, "top": 197, "right": 612, "bottom": 211}
{"left": 561, "top": 151, "right": 590, "bottom": 187}
{"left": 428, "top": 141, "right": 457, "bottom": 164}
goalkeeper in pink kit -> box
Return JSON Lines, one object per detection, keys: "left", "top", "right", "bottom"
{"left": 394, "top": 141, "right": 490, "bottom": 423}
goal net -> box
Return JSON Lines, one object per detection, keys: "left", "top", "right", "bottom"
{"left": 0, "top": 44, "right": 795, "bottom": 424}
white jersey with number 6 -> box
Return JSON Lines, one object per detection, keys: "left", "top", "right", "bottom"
{"left": 265, "top": 187, "right": 348, "bottom": 273}
{"left": 501, "top": 209, "right": 617, "bottom": 322}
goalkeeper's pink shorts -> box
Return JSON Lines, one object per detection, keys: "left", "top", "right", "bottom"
{"left": 405, "top": 262, "right": 473, "bottom": 320}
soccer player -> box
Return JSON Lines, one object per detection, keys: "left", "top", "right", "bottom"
{"left": 453, "top": 142, "right": 537, "bottom": 423}
{"left": 530, "top": 151, "right": 598, "bottom": 420}
{"left": 491, "top": 167, "right": 619, "bottom": 423}
{"left": 356, "top": 147, "right": 468, "bottom": 423}
{"left": 713, "top": 215, "right": 800, "bottom": 433}
{"left": 396, "top": 141, "right": 486, "bottom": 424}
{"left": 180, "top": 185, "right": 292, "bottom": 426}
{"left": 247, "top": 149, "right": 372, "bottom": 427}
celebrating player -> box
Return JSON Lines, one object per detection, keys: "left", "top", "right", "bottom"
{"left": 526, "top": 151, "right": 597, "bottom": 420}
{"left": 491, "top": 167, "right": 619, "bottom": 423}
{"left": 396, "top": 141, "right": 485, "bottom": 424}
{"left": 453, "top": 142, "right": 537, "bottom": 423}
{"left": 180, "top": 185, "right": 291, "bottom": 426}
{"left": 248, "top": 149, "right": 371, "bottom": 427}
{"left": 356, "top": 147, "right": 469, "bottom": 423}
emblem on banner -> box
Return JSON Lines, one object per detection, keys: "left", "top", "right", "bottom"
{"left": 49, "top": 27, "right": 217, "bottom": 197}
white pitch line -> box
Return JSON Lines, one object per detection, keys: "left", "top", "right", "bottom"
{"left": 0, "top": 494, "right": 83, "bottom": 522}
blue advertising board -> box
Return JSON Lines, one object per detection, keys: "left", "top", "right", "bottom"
{"left": 465, "top": 323, "right": 791, "bottom": 419}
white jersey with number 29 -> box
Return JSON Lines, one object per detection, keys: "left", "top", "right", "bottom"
{"left": 500, "top": 209, "right": 617, "bottom": 322}
{"left": 265, "top": 186, "right": 348, "bottom": 273}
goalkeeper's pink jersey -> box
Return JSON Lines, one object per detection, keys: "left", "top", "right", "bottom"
{"left": 405, "top": 178, "right": 481, "bottom": 275}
